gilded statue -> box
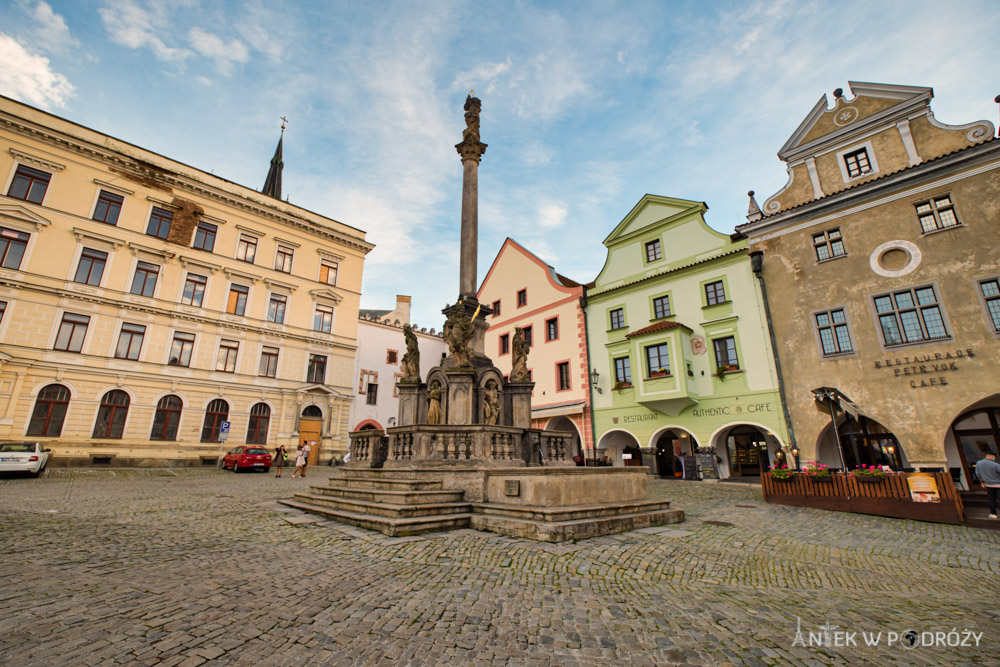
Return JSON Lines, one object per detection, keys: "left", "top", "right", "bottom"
{"left": 511, "top": 326, "right": 529, "bottom": 382}
{"left": 427, "top": 381, "right": 442, "bottom": 425}
{"left": 401, "top": 324, "right": 420, "bottom": 381}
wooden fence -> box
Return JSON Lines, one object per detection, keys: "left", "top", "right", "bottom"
{"left": 761, "top": 471, "right": 965, "bottom": 525}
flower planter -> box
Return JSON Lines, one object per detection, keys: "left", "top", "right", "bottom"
{"left": 809, "top": 475, "right": 833, "bottom": 482}
{"left": 854, "top": 475, "right": 885, "bottom": 484}
{"left": 772, "top": 476, "right": 796, "bottom": 482}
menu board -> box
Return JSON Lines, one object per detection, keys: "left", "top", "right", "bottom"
{"left": 698, "top": 452, "right": 720, "bottom": 480}
{"left": 681, "top": 455, "right": 700, "bottom": 480}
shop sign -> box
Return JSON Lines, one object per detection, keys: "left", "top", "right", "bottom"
{"left": 612, "top": 413, "right": 657, "bottom": 424}
{"left": 906, "top": 473, "right": 940, "bottom": 503}
{"left": 872, "top": 348, "right": 975, "bottom": 389}
{"left": 691, "top": 402, "right": 774, "bottom": 418}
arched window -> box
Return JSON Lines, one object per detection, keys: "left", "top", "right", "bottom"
{"left": 246, "top": 403, "right": 270, "bottom": 445}
{"left": 93, "top": 390, "right": 130, "bottom": 439}
{"left": 201, "top": 399, "right": 229, "bottom": 442}
{"left": 301, "top": 405, "right": 322, "bottom": 418}
{"left": 150, "top": 395, "right": 183, "bottom": 441}
{"left": 27, "top": 384, "right": 71, "bottom": 436}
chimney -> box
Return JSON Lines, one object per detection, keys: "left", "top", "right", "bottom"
{"left": 394, "top": 295, "right": 411, "bottom": 324}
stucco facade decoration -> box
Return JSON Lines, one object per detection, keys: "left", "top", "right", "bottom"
{"left": 0, "top": 94, "right": 373, "bottom": 467}
{"left": 737, "top": 81, "right": 1000, "bottom": 487}
{"left": 349, "top": 296, "right": 448, "bottom": 434}
{"left": 477, "top": 238, "right": 592, "bottom": 459}
{"left": 586, "top": 195, "right": 789, "bottom": 478}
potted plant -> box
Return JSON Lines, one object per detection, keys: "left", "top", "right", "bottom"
{"left": 769, "top": 463, "right": 795, "bottom": 481}
{"left": 852, "top": 464, "right": 889, "bottom": 483}
{"left": 648, "top": 367, "right": 670, "bottom": 379}
{"left": 612, "top": 381, "right": 632, "bottom": 392}
{"left": 804, "top": 463, "right": 832, "bottom": 481}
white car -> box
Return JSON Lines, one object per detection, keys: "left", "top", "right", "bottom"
{"left": 0, "top": 442, "right": 50, "bottom": 477}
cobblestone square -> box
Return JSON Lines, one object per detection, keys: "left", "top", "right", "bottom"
{"left": 1, "top": 470, "right": 997, "bottom": 666}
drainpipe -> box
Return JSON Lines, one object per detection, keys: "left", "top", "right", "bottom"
{"left": 749, "top": 250, "right": 798, "bottom": 463}
{"left": 580, "top": 288, "right": 599, "bottom": 467}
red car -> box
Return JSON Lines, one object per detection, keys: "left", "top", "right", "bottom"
{"left": 222, "top": 446, "right": 272, "bottom": 473}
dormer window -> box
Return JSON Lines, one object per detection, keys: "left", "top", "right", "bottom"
{"left": 843, "top": 148, "right": 871, "bottom": 178}
{"left": 836, "top": 141, "right": 879, "bottom": 184}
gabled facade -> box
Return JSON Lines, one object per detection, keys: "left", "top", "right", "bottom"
{"left": 349, "top": 296, "right": 447, "bottom": 433}
{"left": 738, "top": 81, "right": 999, "bottom": 486}
{"left": 586, "top": 195, "right": 789, "bottom": 478}
{"left": 0, "top": 95, "right": 373, "bottom": 467}
{"left": 478, "top": 238, "right": 591, "bottom": 458}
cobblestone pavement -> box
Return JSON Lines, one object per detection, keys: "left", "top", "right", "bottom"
{"left": 0, "top": 470, "right": 997, "bottom": 666}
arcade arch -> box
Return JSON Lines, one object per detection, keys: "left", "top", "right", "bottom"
{"left": 597, "top": 429, "right": 640, "bottom": 466}
{"left": 544, "top": 416, "right": 582, "bottom": 459}
{"left": 650, "top": 427, "right": 698, "bottom": 478}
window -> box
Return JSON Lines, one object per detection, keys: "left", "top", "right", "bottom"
{"left": 704, "top": 280, "right": 726, "bottom": 306}
{"left": 499, "top": 333, "right": 510, "bottom": 355}
{"left": 236, "top": 234, "right": 257, "bottom": 263}
{"left": 93, "top": 390, "right": 130, "bottom": 439}
{"left": 307, "top": 354, "right": 327, "bottom": 384}
{"left": 0, "top": 300, "right": 5, "bottom": 323}
{"left": 226, "top": 284, "right": 249, "bottom": 316}
{"left": 813, "top": 228, "right": 846, "bottom": 261}
{"left": 246, "top": 403, "right": 270, "bottom": 445}
{"left": 192, "top": 221, "right": 217, "bottom": 251}
{"left": 843, "top": 147, "right": 872, "bottom": 178}
{"left": 517, "top": 289, "right": 527, "bottom": 307}
{"left": 916, "top": 196, "right": 959, "bottom": 233}
{"left": 645, "top": 343, "right": 670, "bottom": 376}
{"left": 217, "top": 340, "right": 239, "bottom": 372}
{"left": 556, "top": 362, "right": 570, "bottom": 390}
{"left": 146, "top": 207, "right": 173, "bottom": 239}
{"left": 274, "top": 246, "right": 294, "bottom": 273}
{"left": 614, "top": 357, "right": 632, "bottom": 385}
{"left": 545, "top": 317, "right": 558, "bottom": 341}
{"left": 366, "top": 383, "right": 378, "bottom": 405}
{"left": 645, "top": 239, "right": 662, "bottom": 262}
{"left": 0, "top": 227, "right": 30, "bottom": 269}
{"left": 492, "top": 300, "right": 500, "bottom": 317}
{"left": 8, "top": 165, "right": 51, "bottom": 203}
{"left": 115, "top": 323, "right": 146, "bottom": 360}
{"left": 181, "top": 273, "right": 207, "bottom": 307}
{"left": 610, "top": 308, "right": 625, "bottom": 330}
{"left": 653, "top": 296, "right": 671, "bottom": 319}
{"left": 319, "top": 260, "right": 338, "bottom": 285}
{"left": 314, "top": 305, "right": 334, "bottom": 333}
{"left": 815, "top": 309, "right": 854, "bottom": 356}
{"left": 168, "top": 332, "right": 195, "bottom": 367}
{"left": 27, "top": 384, "right": 70, "bottom": 436}
{"left": 874, "top": 286, "right": 949, "bottom": 346}
{"left": 981, "top": 279, "right": 1000, "bottom": 332}
{"left": 267, "top": 293, "right": 286, "bottom": 323}
{"left": 522, "top": 326, "right": 533, "bottom": 347}
{"left": 201, "top": 399, "right": 229, "bottom": 442}
{"left": 386, "top": 349, "right": 398, "bottom": 364}
{"left": 259, "top": 346, "right": 279, "bottom": 377}
{"left": 74, "top": 248, "right": 108, "bottom": 286}
{"left": 93, "top": 190, "right": 123, "bottom": 225}
{"left": 713, "top": 336, "right": 739, "bottom": 371}
{"left": 130, "top": 261, "right": 159, "bottom": 297}
{"left": 54, "top": 313, "right": 89, "bottom": 352}
{"left": 150, "top": 395, "right": 182, "bottom": 441}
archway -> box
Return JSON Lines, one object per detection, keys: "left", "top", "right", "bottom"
{"left": 714, "top": 424, "right": 783, "bottom": 478}
{"left": 814, "top": 413, "right": 905, "bottom": 472}
{"left": 545, "top": 416, "right": 582, "bottom": 461}
{"left": 299, "top": 405, "right": 323, "bottom": 467}
{"left": 652, "top": 428, "right": 698, "bottom": 478}
{"left": 946, "top": 395, "right": 1000, "bottom": 489}
{"left": 597, "top": 430, "right": 640, "bottom": 467}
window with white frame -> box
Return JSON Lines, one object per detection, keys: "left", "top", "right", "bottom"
{"left": 267, "top": 293, "right": 287, "bottom": 323}
{"left": 713, "top": 336, "right": 739, "bottom": 371}
{"left": 979, "top": 279, "right": 1000, "bottom": 332}
{"left": 813, "top": 228, "right": 846, "bottom": 261}
{"left": 130, "top": 261, "right": 159, "bottom": 297}
{"left": 308, "top": 354, "right": 327, "bottom": 384}
{"left": 236, "top": 234, "right": 257, "bottom": 263}
{"left": 814, "top": 308, "right": 854, "bottom": 356}
{"left": 168, "top": 332, "right": 195, "bottom": 367}
{"left": 217, "top": 339, "right": 239, "bottom": 372}
{"left": 314, "top": 304, "right": 334, "bottom": 333}
{"left": 915, "top": 195, "right": 959, "bottom": 233}
{"left": 181, "top": 273, "right": 207, "bottom": 307}
{"left": 92, "top": 190, "right": 124, "bottom": 225}
{"left": 874, "top": 286, "right": 949, "bottom": 347}
{"left": 54, "top": 313, "right": 89, "bottom": 352}
{"left": 7, "top": 165, "right": 51, "bottom": 204}
{"left": 319, "top": 260, "right": 338, "bottom": 285}
{"left": 259, "top": 346, "right": 279, "bottom": 377}
{"left": 274, "top": 245, "right": 294, "bottom": 273}
{"left": 843, "top": 147, "right": 872, "bottom": 178}
{"left": 115, "top": 323, "right": 146, "bottom": 360}
{"left": 226, "top": 284, "right": 249, "bottom": 316}
{"left": 645, "top": 343, "right": 670, "bottom": 376}
{"left": 0, "top": 227, "right": 30, "bottom": 270}
{"left": 614, "top": 356, "right": 631, "bottom": 385}
{"left": 74, "top": 248, "right": 108, "bottom": 286}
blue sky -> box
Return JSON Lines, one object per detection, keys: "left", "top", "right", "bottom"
{"left": 2, "top": 0, "right": 999, "bottom": 329}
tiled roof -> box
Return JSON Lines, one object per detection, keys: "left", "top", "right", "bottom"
{"left": 625, "top": 320, "right": 692, "bottom": 338}
{"left": 587, "top": 248, "right": 745, "bottom": 297}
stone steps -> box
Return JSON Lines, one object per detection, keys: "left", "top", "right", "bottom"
{"left": 471, "top": 499, "right": 675, "bottom": 523}
{"left": 330, "top": 475, "right": 443, "bottom": 491}
{"left": 278, "top": 498, "right": 471, "bottom": 537}
{"left": 470, "top": 506, "right": 685, "bottom": 543}
{"left": 309, "top": 485, "right": 464, "bottom": 504}
{"left": 290, "top": 492, "right": 472, "bottom": 519}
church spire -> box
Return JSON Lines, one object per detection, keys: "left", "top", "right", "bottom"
{"left": 262, "top": 117, "right": 286, "bottom": 200}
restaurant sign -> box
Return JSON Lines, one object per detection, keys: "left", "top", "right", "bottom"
{"left": 873, "top": 348, "right": 975, "bottom": 389}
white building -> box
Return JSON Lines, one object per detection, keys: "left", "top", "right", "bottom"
{"left": 349, "top": 296, "right": 448, "bottom": 433}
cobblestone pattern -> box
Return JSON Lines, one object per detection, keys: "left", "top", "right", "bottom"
{"left": 1, "top": 470, "right": 997, "bottom": 666}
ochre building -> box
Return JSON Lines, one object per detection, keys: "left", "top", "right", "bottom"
{"left": 0, "top": 95, "right": 372, "bottom": 467}
{"left": 737, "top": 81, "right": 999, "bottom": 486}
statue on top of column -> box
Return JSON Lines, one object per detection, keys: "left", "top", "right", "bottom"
{"left": 463, "top": 92, "right": 481, "bottom": 141}
{"left": 401, "top": 324, "right": 420, "bottom": 381}
{"left": 511, "top": 326, "right": 529, "bottom": 382}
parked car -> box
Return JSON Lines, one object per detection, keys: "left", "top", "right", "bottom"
{"left": 222, "top": 446, "right": 271, "bottom": 473}
{"left": 0, "top": 442, "right": 50, "bottom": 477}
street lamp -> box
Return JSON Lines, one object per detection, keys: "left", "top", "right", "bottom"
{"left": 590, "top": 368, "right": 602, "bottom": 394}
{"left": 790, "top": 445, "right": 800, "bottom": 471}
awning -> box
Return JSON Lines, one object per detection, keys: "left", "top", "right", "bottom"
{"left": 811, "top": 386, "right": 860, "bottom": 419}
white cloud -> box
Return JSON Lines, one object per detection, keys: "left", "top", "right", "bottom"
{"left": 452, "top": 60, "right": 511, "bottom": 95}
{"left": 21, "top": 0, "right": 77, "bottom": 52}
{"left": 188, "top": 27, "right": 249, "bottom": 76}
{"left": 0, "top": 34, "right": 74, "bottom": 108}
{"left": 537, "top": 203, "right": 567, "bottom": 230}
{"left": 99, "top": 0, "right": 191, "bottom": 63}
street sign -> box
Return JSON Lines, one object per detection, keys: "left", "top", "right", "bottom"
{"left": 219, "top": 421, "right": 230, "bottom": 442}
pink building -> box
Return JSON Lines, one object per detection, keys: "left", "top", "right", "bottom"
{"left": 478, "top": 239, "right": 593, "bottom": 459}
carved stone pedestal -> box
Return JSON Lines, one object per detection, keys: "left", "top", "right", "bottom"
{"left": 507, "top": 382, "right": 534, "bottom": 429}
{"left": 397, "top": 382, "right": 421, "bottom": 427}
{"left": 445, "top": 370, "right": 477, "bottom": 425}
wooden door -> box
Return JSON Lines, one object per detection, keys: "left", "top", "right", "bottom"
{"left": 299, "top": 419, "right": 322, "bottom": 466}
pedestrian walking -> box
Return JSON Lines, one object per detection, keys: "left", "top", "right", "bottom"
{"left": 274, "top": 445, "right": 286, "bottom": 478}
{"left": 291, "top": 445, "right": 306, "bottom": 478}
{"left": 974, "top": 451, "right": 1000, "bottom": 519}
{"left": 301, "top": 442, "right": 312, "bottom": 478}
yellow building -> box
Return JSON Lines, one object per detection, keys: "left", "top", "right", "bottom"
{"left": 0, "top": 95, "right": 373, "bottom": 467}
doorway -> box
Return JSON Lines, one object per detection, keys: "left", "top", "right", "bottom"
{"left": 726, "top": 426, "right": 770, "bottom": 477}
{"left": 951, "top": 407, "right": 1000, "bottom": 488}
{"left": 299, "top": 405, "right": 323, "bottom": 466}
{"left": 654, "top": 429, "right": 697, "bottom": 478}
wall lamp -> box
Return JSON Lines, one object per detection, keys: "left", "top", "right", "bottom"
{"left": 590, "top": 368, "right": 602, "bottom": 394}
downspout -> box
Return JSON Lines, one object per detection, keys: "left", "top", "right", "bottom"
{"left": 749, "top": 250, "right": 798, "bottom": 461}
{"left": 580, "top": 288, "right": 599, "bottom": 467}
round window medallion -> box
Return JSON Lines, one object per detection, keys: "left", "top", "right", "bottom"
{"left": 870, "top": 240, "right": 921, "bottom": 277}
{"left": 833, "top": 106, "right": 859, "bottom": 126}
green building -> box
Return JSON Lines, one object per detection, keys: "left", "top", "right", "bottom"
{"left": 585, "top": 195, "right": 792, "bottom": 479}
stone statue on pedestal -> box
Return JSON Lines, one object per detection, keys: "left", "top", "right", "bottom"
{"left": 483, "top": 380, "right": 502, "bottom": 425}
{"left": 511, "top": 326, "right": 529, "bottom": 382}
{"left": 443, "top": 305, "right": 475, "bottom": 367}
{"left": 401, "top": 324, "right": 420, "bottom": 381}
{"left": 427, "top": 381, "right": 442, "bottom": 425}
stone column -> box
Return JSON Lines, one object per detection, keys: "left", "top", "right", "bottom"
{"left": 455, "top": 94, "right": 487, "bottom": 301}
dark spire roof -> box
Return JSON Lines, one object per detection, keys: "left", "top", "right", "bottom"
{"left": 262, "top": 124, "right": 284, "bottom": 200}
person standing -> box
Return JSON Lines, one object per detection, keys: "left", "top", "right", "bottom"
{"left": 274, "top": 445, "right": 286, "bottom": 478}
{"left": 291, "top": 445, "right": 306, "bottom": 478}
{"left": 301, "top": 442, "right": 312, "bottom": 478}
{"left": 974, "top": 452, "right": 1000, "bottom": 519}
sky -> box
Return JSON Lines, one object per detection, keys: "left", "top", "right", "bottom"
{"left": 1, "top": 0, "right": 999, "bottom": 330}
